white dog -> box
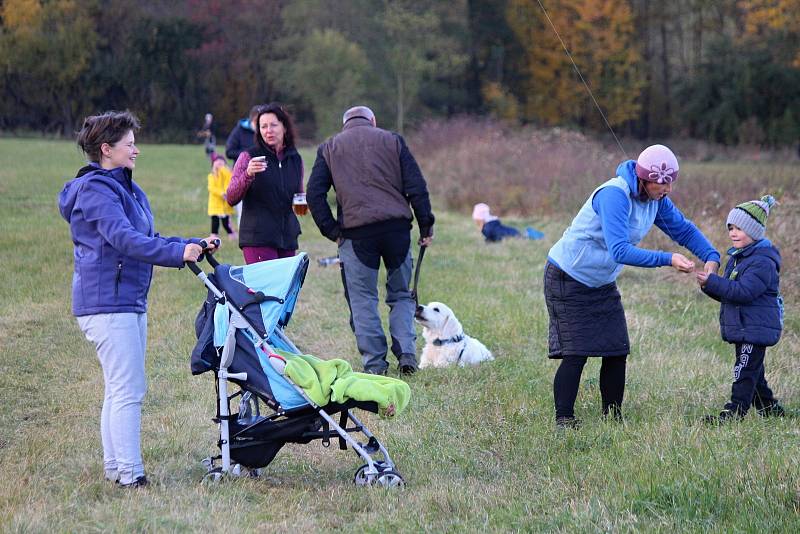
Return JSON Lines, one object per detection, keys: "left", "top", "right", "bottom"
{"left": 414, "top": 302, "right": 494, "bottom": 368}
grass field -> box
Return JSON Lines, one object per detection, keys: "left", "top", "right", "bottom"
{"left": 0, "top": 138, "right": 798, "bottom": 532}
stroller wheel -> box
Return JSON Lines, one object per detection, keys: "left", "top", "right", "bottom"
{"left": 353, "top": 464, "right": 378, "bottom": 486}
{"left": 202, "top": 467, "right": 224, "bottom": 484}
{"left": 376, "top": 470, "right": 405, "bottom": 488}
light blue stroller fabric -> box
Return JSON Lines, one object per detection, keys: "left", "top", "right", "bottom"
{"left": 213, "top": 254, "right": 310, "bottom": 410}
{"left": 229, "top": 254, "right": 307, "bottom": 332}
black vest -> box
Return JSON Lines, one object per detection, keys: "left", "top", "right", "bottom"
{"left": 238, "top": 146, "right": 303, "bottom": 250}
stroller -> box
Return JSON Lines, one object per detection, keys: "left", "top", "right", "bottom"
{"left": 188, "top": 250, "right": 405, "bottom": 487}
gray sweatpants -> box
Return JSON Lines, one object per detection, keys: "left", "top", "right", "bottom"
{"left": 78, "top": 313, "right": 148, "bottom": 484}
{"left": 338, "top": 238, "right": 416, "bottom": 373}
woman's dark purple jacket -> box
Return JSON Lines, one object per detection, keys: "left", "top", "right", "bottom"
{"left": 702, "top": 239, "right": 783, "bottom": 346}
{"left": 58, "top": 164, "right": 197, "bottom": 316}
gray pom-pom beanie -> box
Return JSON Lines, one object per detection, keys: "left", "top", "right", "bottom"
{"left": 726, "top": 195, "right": 776, "bottom": 241}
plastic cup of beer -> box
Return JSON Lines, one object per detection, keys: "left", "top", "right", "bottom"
{"left": 292, "top": 193, "right": 308, "bottom": 215}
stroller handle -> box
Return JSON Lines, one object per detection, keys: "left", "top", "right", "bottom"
{"left": 185, "top": 238, "right": 221, "bottom": 274}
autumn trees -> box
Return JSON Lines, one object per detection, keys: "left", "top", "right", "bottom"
{"left": 0, "top": 0, "right": 798, "bottom": 146}
{"left": 506, "top": 0, "right": 643, "bottom": 129}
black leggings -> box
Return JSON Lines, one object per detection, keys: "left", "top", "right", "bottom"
{"left": 210, "top": 215, "right": 233, "bottom": 235}
{"left": 554, "top": 355, "right": 627, "bottom": 418}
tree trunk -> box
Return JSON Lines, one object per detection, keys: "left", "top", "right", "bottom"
{"left": 635, "top": 0, "right": 652, "bottom": 137}
{"left": 694, "top": 2, "right": 703, "bottom": 74}
{"left": 660, "top": 18, "right": 671, "bottom": 133}
{"left": 396, "top": 71, "right": 405, "bottom": 135}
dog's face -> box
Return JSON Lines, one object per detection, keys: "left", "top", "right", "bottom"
{"left": 414, "top": 301, "right": 463, "bottom": 339}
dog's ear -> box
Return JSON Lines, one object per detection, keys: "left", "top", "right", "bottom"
{"left": 439, "top": 309, "right": 462, "bottom": 339}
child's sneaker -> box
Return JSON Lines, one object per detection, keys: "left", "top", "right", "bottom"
{"left": 703, "top": 409, "right": 742, "bottom": 425}
{"left": 756, "top": 401, "right": 785, "bottom": 418}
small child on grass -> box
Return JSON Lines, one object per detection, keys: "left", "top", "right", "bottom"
{"left": 696, "top": 195, "right": 785, "bottom": 423}
{"left": 472, "top": 203, "right": 543, "bottom": 242}
{"left": 207, "top": 154, "right": 237, "bottom": 240}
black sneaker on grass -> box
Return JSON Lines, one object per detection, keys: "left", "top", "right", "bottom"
{"left": 399, "top": 364, "right": 417, "bottom": 375}
{"left": 398, "top": 353, "right": 417, "bottom": 375}
{"left": 703, "top": 409, "right": 742, "bottom": 425}
{"left": 756, "top": 401, "right": 786, "bottom": 418}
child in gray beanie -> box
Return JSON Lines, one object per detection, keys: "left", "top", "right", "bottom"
{"left": 696, "top": 195, "right": 785, "bottom": 423}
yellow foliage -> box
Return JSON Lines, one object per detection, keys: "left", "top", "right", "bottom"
{"left": 740, "top": 0, "right": 800, "bottom": 35}
{"left": 0, "top": 0, "right": 96, "bottom": 83}
{"left": 1, "top": 0, "right": 43, "bottom": 33}
{"left": 506, "top": 0, "right": 643, "bottom": 128}
{"left": 482, "top": 81, "right": 521, "bottom": 122}
{"left": 740, "top": 0, "right": 800, "bottom": 65}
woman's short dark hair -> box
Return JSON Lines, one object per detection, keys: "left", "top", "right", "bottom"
{"left": 254, "top": 103, "right": 296, "bottom": 150}
{"left": 76, "top": 111, "right": 140, "bottom": 162}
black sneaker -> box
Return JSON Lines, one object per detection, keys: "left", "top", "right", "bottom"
{"left": 364, "top": 368, "right": 387, "bottom": 376}
{"left": 398, "top": 354, "right": 417, "bottom": 375}
{"left": 556, "top": 416, "right": 581, "bottom": 429}
{"left": 399, "top": 364, "right": 417, "bottom": 375}
{"left": 756, "top": 401, "right": 786, "bottom": 418}
{"left": 703, "top": 409, "right": 742, "bottom": 425}
{"left": 118, "top": 475, "right": 149, "bottom": 488}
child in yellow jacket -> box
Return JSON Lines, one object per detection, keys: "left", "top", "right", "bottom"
{"left": 207, "top": 154, "right": 236, "bottom": 239}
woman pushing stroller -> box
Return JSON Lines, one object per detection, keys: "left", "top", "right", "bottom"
{"left": 58, "top": 111, "right": 218, "bottom": 487}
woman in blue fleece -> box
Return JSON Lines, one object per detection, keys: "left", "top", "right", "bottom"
{"left": 58, "top": 111, "right": 217, "bottom": 487}
{"left": 696, "top": 195, "right": 784, "bottom": 423}
{"left": 544, "top": 144, "right": 721, "bottom": 428}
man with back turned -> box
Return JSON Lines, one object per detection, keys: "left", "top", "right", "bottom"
{"left": 307, "top": 106, "right": 435, "bottom": 375}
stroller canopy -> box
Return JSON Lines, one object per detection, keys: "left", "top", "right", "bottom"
{"left": 191, "top": 254, "right": 310, "bottom": 409}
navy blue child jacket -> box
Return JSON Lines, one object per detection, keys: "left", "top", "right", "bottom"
{"left": 702, "top": 239, "right": 783, "bottom": 347}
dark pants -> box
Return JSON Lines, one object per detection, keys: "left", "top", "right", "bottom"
{"left": 554, "top": 355, "right": 627, "bottom": 419}
{"left": 337, "top": 230, "right": 416, "bottom": 373}
{"left": 726, "top": 343, "right": 775, "bottom": 415}
{"left": 210, "top": 215, "right": 233, "bottom": 235}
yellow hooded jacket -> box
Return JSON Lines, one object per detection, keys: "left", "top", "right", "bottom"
{"left": 207, "top": 166, "right": 235, "bottom": 216}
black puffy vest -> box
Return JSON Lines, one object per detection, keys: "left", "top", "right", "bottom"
{"left": 238, "top": 146, "right": 303, "bottom": 250}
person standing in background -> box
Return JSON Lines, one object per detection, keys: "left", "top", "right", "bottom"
{"left": 225, "top": 105, "right": 261, "bottom": 162}
{"left": 226, "top": 103, "right": 304, "bottom": 264}
{"left": 225, "top": 105, "right": 262, "bottom": 228}
{"left": 197, "top": 112, "right": 216, "bottom": 159}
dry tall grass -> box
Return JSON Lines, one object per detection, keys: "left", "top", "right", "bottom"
{"left": 411, "top": 118, "right": 800, "bottom": 298}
